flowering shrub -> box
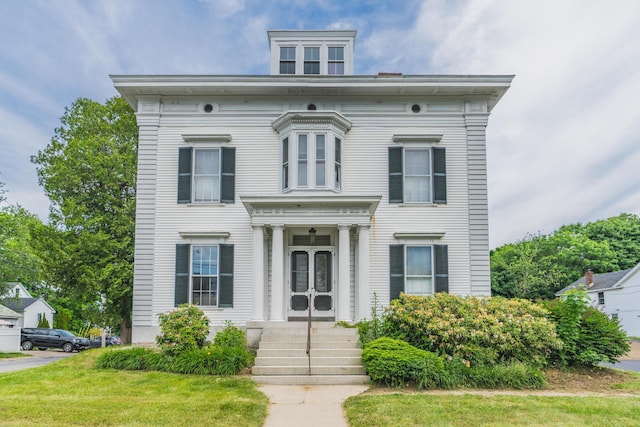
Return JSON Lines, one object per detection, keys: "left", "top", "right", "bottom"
{"left": 156, "top": 304, "right": 210, "bottom": 356}
{"left": 383, "top": 294, "right": 562, "bottom": 367}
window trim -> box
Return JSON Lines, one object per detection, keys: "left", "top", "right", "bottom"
{"left": 327, "top": 46, "right": 345, "bottom": 75}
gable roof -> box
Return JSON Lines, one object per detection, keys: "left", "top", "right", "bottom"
{"left": 0, "top": 304, "right": 22, "bottom": 319}
{"left": 1, "top": 297, "right": 55, "bottom": 314}
{"left": 556, "top": 267, "right": 634, "bottom": 296}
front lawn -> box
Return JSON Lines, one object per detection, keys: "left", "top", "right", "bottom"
{"left": 0, "top": 352, "right": 28, "bottom": 359}
{"left": 0, "top": 349, "right": 268, "bottom": 426}
{"left": 344, "top": 393, "right": 640, "bottom": 427}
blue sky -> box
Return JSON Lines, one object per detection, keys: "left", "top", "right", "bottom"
{"left": 1, "top": 0, "right": 639, "bottom": 247}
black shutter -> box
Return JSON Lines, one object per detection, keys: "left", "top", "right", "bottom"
{"left": 433, "top": 147, "right": 447, "bottom": 204}
{"left": 389, "top": 244, "right": 405, "bottom": 301}
{"left": 220, "top": 147, "right": 236, "bottom": 204}
{"left": 218, "top": 244, "right": 234, "bottom": 307}
{"left": 434, "top": 244, "right": 449, "bottom": 293}
{"left": 177, "top": 147, "right": 192, "bottom": 204}
{"left": 175, "top": 244, "right": 190, "bottom": 306}
{"left": 388, "top": 147, "right": 403, "bottom": 203}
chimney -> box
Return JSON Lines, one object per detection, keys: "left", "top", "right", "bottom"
{"left": 585, "top": 270, "right": 594, "bottom": 288}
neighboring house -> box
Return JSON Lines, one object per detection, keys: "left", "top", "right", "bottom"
{"left": 0, "top": 304, "right": 22, "bottom": 352}
{"left": 113, "top": 29, "right": 513, "bottom": 344}
{"left": 556, "top": 266, "right": 640, "bottom": 337}
{"left": 1, "top": 283, "right": 55, "bottom": 329}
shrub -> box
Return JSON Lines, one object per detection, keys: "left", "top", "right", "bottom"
{"left": 383, "top": 294, "right": 562, "bottom": 367}
{"left": 362, "top": 337, "right": 444, "bottom": 387}
{"left": 542, "top": 290, "right": 630, "bottom": 366}
{"left": 37, "top": 313, "right": 50, "bottom": 328}
{"left": 156, "top": 304, "right": 210, "bottom": 356}
{"left": 214, "top": 321, "right": 247, "bottom": 349}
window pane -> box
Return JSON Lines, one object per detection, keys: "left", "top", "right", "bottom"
{"left": 281, "top": 47, "right": 295, "bottom": 60}
{"left": 335, "top": 138, "right": 341, "bottom": 162}
{"left": 304, "top": 62, "right": 320, "bottom": 74}
{"left": 407, "top": 246, "right": 432, "bottom": 276}
{"left": 304, "top": 47, "right": 319, "bottom": 60}
{"left": 328, "top": 47, "right": 344, "bottom": 61}
{"left": 405, "top": 176, "right": 430, "bottom": 203}
{"left": 316, "top": 135, "right": 325, "bottom": 159}
{"left": 328, "top": 63, "right": 344, "bottom": 75}
{"left": 298, "top": 135, "right": 308, "bottom": 186}
{"left": 406, "top": 277, "right": 433, "bottom": 295}
{"left": 283, "top": 137, "right": 289, "bottom": 162}
{"left": 316, "top": 161, "right": 325, "bottom": 186}
{"left": 280, "top": 62, "right": 295, "bottom": 74}
{"left": 405, "top": 150, "right": 429, "bottom": 175}
{"left": 194, "top": 176, "right": 219, "bottom": 202}
{"left": 194, "top": 149, "right": 219, "bottom": 174}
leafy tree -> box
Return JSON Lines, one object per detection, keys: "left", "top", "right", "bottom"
{"left": 0, "top": 182, "right": 45, "bottom": 296}
{"left": 31, "top": 97, "right": 137, "bottom": 342}
{"left": 491, "top": 213, "right": 640, "bottom": 299}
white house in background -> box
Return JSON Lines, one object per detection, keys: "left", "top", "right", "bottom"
{"left": 113, "top": 30, "right": 513, "bottom": 344}
{"left": 0, "top": 304, "right": 22, "bottom": 352}
{"left": 556, "top": 265, "right": 640, "bottom": 337}
{"left": 1, "top": 283, "right": 55, "bottom": 328}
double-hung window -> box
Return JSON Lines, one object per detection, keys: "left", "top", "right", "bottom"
{"left": 282, "top": 132, "right": 341, "bottom": 191}
{"left": 389, "top": 145, "right": 446, "bottom": 204}
{"left": 390, "top": 244, "right": 448, "bottom": 300}
{"left": 175, "top": 243, "right": 234, "bottom": 307}
{"left": 304, "top": 47, "right": 320, "bottom": 74}
{"left": 279, "top": 47, "right": 296, "bottom": 74}
{"left": 178, "top": 146, "right": 235, "bottom": 204}
{"left": 598, "top": 292, "right": 605, "bottom": 305}
{"left": 328, "top": 47, "right": 344, "bottom": 75}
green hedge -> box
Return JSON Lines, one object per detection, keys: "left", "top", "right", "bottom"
{"left": 383, "top": 294, "right": 562, "bottom": 367}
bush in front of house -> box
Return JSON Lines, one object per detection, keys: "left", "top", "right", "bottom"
{"left": 382, "top": 294, "right": 562, "bottom": 367}
{"left": 362, "top": 337, "right": 444, "bottom": 387}
{"left": 96, "top": 320, "right": 253, "bottom": 375}
{"left": 542, "top": 289, "right": 630, "bottom": 366}
{"left": 156, "top": 304, "right": 210, "bottom": 356}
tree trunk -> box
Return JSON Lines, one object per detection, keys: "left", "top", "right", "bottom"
{"left": 120, "top": 317, "right": 132, "bottom": 344}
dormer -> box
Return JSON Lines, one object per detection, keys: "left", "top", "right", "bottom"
{"left": 268, "top": 30, "right": 356, "bottom": 76}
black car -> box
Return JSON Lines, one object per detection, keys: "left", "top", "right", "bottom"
{"left": 20, "top": 328, "right": 91, "bottom": 352}
{"left": 89, "top": 335, "right": 121, "bottom": 348}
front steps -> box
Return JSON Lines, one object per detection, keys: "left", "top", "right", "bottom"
{"left": 251, "top": 322, "right": 370, "bottom": 385}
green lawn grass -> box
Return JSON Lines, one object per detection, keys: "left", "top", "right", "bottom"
{"left": 344, "top": 393, "right": 640, "bottom": 427}
{"left": 0, "top": 349, "right": 268, "bottom": 426}
{"left": 0, "top": 352, "right": 28, "bottom": 359}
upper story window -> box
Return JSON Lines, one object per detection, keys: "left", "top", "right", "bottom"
{"left": 279, "top": 47, "right": 296, "bottom": 74}
{"left": 389, "top": 135, "right": 446, "bottom": 205}
{"left": 178, "top": 142, "right": 235, "bottom": 204}
{"left": 598, "top": 291, "right": 605, "bottom": 305}
{"left": 268, "top": 30, "right": 356, "bottom": 75}
{"left": 273, "top": 111, "right": 352, "bottom": 192}
{"left": 304, "top": 47, "right": 320, "bottom": 74}
{"left": 328, "top": 47, "right": 344, "bottom": 75}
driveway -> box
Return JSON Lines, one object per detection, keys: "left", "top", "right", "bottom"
{"left": 600, "top": 341, "right": 640, "bottom": 372}
{"left": 0, "top": 349, "right": 77, "bottom": 374}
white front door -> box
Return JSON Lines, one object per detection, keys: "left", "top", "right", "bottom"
{"left": 288, "top": 248, "right": 335, "bottom": 320}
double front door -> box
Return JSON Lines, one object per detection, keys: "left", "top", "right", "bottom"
{"left": 288, "top": 248, "right": 334, "bottom": 319}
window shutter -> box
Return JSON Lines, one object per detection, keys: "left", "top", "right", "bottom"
{"left": 433, "top": 147, "right": 447, "bottom": 204}
{"left": 434, "top": 244, "right": 449, "bottom": 293}
{"left": 220, "top": 147, "right": 236, "bottom": 204}
{"left": 175, "top": 244, "right": 190, "bottom": 306}
{"left": 389, "top": 147, "right": 403, "bottom": 203}
{"left": 389, "top": 244, "right": 405, "bottom": 301}
{"left": 218, "top": 244, "right": 234, "bottom": 307}
{"left": 177, "top": 147, "right": 192, "bottom": 204}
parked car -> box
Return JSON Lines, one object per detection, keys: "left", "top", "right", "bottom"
{"left": 89, "top": 336, "right": 121, "bottom": 348}
{"left": 20, "top": 328, "right": 90, "bottom": 352}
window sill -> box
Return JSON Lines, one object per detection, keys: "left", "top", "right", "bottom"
{"left": 184, "top": 202, "right": 227, "bottom": 207}
{"left": 398, "top": 203, "right": 439, "bottom": 207}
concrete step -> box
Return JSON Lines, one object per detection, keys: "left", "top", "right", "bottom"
{"left": 252, "top": 375, "right": 370, "bottom": 385}
{"left": 257, "top": 348, "right": 362, "bottom": 358}
{"left": 252, "top": 365, "right": 366, "bottom": 376}
{"left": 257, "top": 340, "right": 361, "bottom": 350}
{"left": 254, "top": 356, "right": 363, "bottom": 367}
{"left": 259, "top": 333, "right": 359, "bottom": 342}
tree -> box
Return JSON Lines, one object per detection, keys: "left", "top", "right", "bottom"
{"left": 31, "top": 97, "right": 137, "bottom": 342}
{"left": 0, "top": 180, "right": 45, "bottom": 296}
{"left": 491, "top": 221, "right": 622, "bottom": 299}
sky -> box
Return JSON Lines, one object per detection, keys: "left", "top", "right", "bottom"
{"left": 1, "top": 0, "right": 639, "bottom": 248}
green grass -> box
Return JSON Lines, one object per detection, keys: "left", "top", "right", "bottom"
{"left": 0, "top": 349, "right": 268, "bottom": 426}
{"left": 0, "top": 352, "right": 28, "bottom": 359}
{"left": 344, "top": 393, "right": 640, "bottom": 427}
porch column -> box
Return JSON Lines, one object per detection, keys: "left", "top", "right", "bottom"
{"left": 338, "top": 224, "right": 352, "bottom": 321}
{"left": 357, "top": 225, "right": 370, "bottom": 320}
{"left": 270, "top": 224, "right": 285, "bottom": 321}
{"left": 251, "top": 225, "right": 265, "bottom": 321}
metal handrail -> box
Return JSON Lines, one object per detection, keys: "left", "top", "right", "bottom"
{"left": 306, "top": 297, "right": 311, "bottom": 376}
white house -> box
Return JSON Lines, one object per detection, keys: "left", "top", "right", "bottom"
{"left": 1, "top": 283, "right": 56, "bottom": 329}
{"left": 0, "top": 304, "right": 22, "bottom": 352}
{"left": 556, "top": 266, "right": 640, "bottom": 337}
{"left": 113, "top": 30, "right": 513, "bottom": 344}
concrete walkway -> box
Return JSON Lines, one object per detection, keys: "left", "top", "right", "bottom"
{"left": 260, "top": 385, "right": 369, "bottom": 427}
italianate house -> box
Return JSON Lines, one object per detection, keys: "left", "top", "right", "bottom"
{"left": 113, "top": 30, "right": 512, "bottom": 345}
